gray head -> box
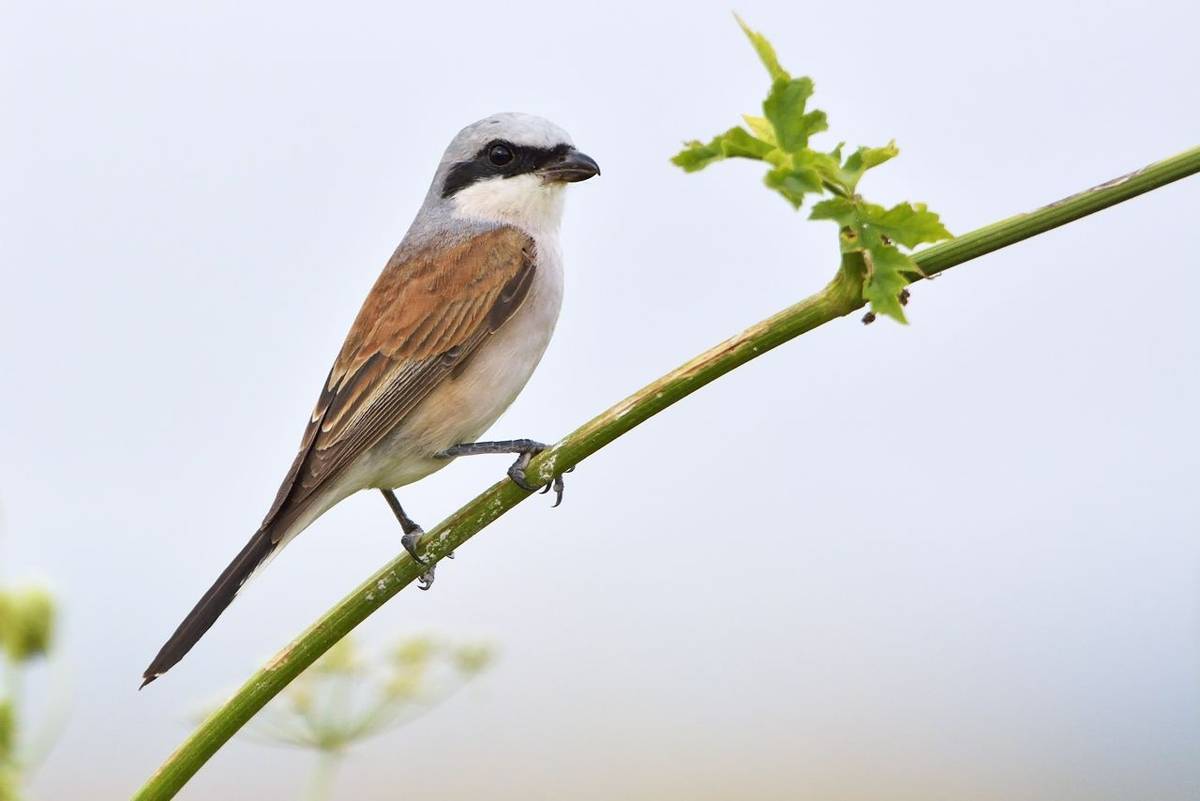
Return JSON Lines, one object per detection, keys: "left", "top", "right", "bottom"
{"left": 419, "top": 113, "right": 599, "bottom": 238}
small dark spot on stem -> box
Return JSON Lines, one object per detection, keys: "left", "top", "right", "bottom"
{"left": 899, "top": 288, "right": 910, "bottom": 306}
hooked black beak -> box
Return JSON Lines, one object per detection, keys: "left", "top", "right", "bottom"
{"left": 539, "top": 148, "right": 601, "bottom": 183}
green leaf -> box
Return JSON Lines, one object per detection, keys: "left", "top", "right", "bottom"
{"left": 742, "top": 114, "right": 776, "bottom": 145}
{"left": 863, "top": 243, "right": 915, "bottom": 323}
{"left": 765, "top": 166, "right": 822, "bottom": 208}
{"left": 809, "top": 196, "right": 858, "bottom": 226}
{"left": 861, "top": 201, "right": 953, "bottom": 248}
{"left": 812, "top": 195, "right": 932, "bottom": 321}
{"left": 671, "top": 127, "right": 774, "bottom": 172}
{"left": 762, "top": 148, "right": 841, "bottom": 209}
{"left": 812, "top": 197, "right": 952, "bottom": 252}
{"left": 800, "top": 109, "right": 828, "bottom": 143}
{"left": 720, "top": 127, "right": 776, "bottom": 160}
{"left": 841, "top": 140, "right": 899, "bottom": 190}
{"left": 672, "top": 139, "right": 724, "bottom": 172}
{"left": 735, "top": 14, "right": 789, "bottom": 81}
{"left": 763, "top": 77, "right": 823, "bottom": 152}
{"left": 794, "top": 147, "right": 841, "bottom": 184}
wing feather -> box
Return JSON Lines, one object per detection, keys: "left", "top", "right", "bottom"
{"left": 260, "top": 226, "right": 536, "bottom": 538}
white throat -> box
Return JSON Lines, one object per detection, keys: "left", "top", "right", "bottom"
{"left": 451, "top": 174, "right": 566, "bottom": 239}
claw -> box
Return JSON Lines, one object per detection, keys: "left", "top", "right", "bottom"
{"left": 507, "top": 466, "right": 540, "bottom": 492}
{"left": 510, "top": 454, "right": 573, "bottom": 507}
{"left": 507, "top": 452, "right": 540, "bottom": 492}
{"left": 530, "top": 469, "right": 567, "bottom": 506}
{"left": 417, "top": 564, "right": 435, "bottom": 591}
{"left": 509, "top": 460, "right": 568, "bottom": 507}
{"left": 401, "top": 527, "right": 427, "bottom": 566}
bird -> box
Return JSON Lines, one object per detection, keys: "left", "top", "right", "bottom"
{"left": 141, "top": 113, "right": 599, "bottom": 687}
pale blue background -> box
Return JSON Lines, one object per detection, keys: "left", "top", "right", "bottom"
{"left": 1, "top": 0, "right": 1197, "bottom": 798}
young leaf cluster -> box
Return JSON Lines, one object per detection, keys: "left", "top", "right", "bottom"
{"left": 672, "top": 17, "right": 952, "bottom": 322}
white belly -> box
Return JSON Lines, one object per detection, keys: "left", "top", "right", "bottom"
{"left": 351, "top": 239, "right": 564, "bottom": 490}
{"left": 272, "top": 238, "right": 564, "bottom": 551}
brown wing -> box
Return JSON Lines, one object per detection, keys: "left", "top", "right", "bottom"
{"left": 261, "top": 225, "right": 536, "bottom": 538}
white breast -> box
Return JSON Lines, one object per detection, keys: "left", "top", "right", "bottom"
{"left": 354, "top": 234, "right": 565, "bottom": 490}
{"left": 266, "top": 243, "right": 563, "bottom": 553}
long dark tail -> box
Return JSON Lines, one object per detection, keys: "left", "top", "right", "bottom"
{"left": 141, "top": 528, "right": 276, "bottom": 688}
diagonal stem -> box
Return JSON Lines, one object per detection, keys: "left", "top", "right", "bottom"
{"left": 132, "top": 144, "right": 1200, "bottom": 801}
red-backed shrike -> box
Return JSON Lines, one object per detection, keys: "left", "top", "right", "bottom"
{"left": 143, "top": 113, "right": 599, "bottom": 686}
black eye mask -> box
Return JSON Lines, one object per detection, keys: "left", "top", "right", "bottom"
{"left": 442, "top": 141, "right": 572, "bottom": 198}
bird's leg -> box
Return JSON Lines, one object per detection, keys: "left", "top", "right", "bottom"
{"left": 380, "top": 488, "right": 424, "bottom": 558}
{"left": 379, "top": 489, "right": 437, "bottom": 590}
{"left": 435, "top": 439, "right": 571, "bottom": 507}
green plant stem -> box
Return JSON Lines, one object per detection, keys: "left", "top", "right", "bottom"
{"left": 2, "top": 656, "right": 19, "bottom": 747}
{"left": 303, "top": 750, "right": 341, "bottom": 801}
{"left": 132, "top": 144, "right": 1200, "bottom": 801}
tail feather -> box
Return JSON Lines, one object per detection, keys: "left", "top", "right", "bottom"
{"left": 141, "top": 528, "right": 277, "bottom": 688}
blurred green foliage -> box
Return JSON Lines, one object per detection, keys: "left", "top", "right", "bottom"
{"left": 0, "top": 589, "right": 54, "bottom": 663}
{"left": 0, "top": 584, "right": 59, "bottom": 801}
{"left": 243, "top": 633, "right": 493, "bottom": 801}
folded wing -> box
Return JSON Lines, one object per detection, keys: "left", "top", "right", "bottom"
{"left": 142, "top": 225, "right": 535, "bottom": 685}
{"left": 263, "top": 225, "right": 537, "bottom": 537}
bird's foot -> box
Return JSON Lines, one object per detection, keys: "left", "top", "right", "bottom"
{"left": 506, "top": 449, "right": 573, "bottom": 507}
{"left": 505, "top": 448, "right": 542, "bottom": 491}
{"left": 401, "top": 525, "right": 447, "bottom": 589}
{"left": 400, "top": 526, "right": 427, "bottom": 565}
{"left": 382, "top": 489, "right": 443, "bottom": 588}
{"left": 438, "top": 439, "right": 572, "bottom": 507}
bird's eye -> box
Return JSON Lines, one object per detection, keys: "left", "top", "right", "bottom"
{"left": 488, "top": 143, "right": 514, "bottom": 166}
